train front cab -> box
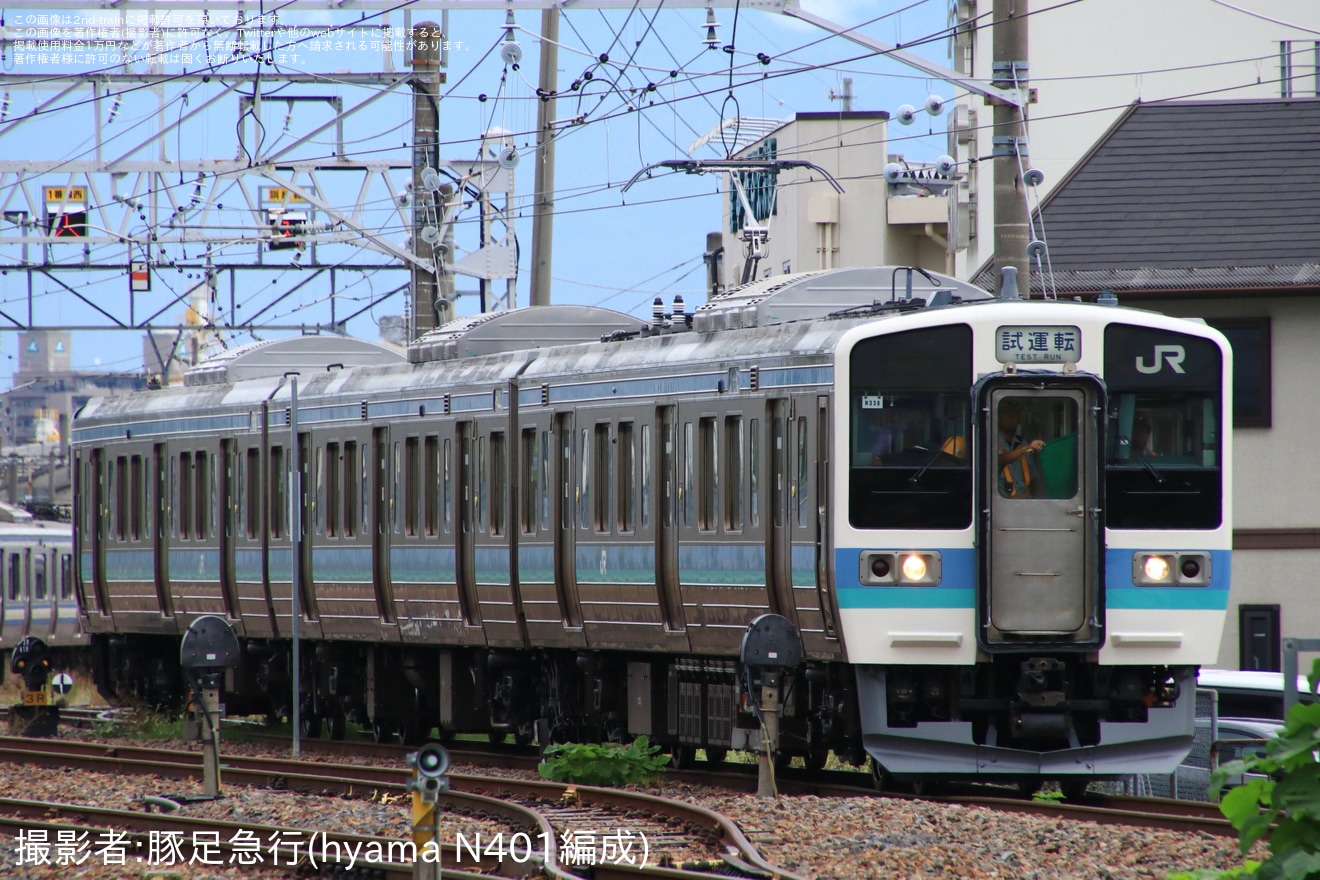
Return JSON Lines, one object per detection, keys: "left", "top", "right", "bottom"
{"left": 837, "top": 308, "right": 1230, "bottom": 785}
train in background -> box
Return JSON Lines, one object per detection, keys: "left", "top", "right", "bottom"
{"left": 71, "top": 265, "right": 1231, "bottom": 789}
{"left": 0, "top": 502, "right": 84, "bottom": 681}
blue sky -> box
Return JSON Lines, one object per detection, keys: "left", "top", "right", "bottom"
{"left": 0, "top": 0, "right": 956, "bottom": 384}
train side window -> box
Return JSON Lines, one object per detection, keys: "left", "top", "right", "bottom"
{"left": 795, "top": 417, "right": 809, "bottom": 528}
{"left": 520, "top": 428, "right": 537, "bottom": 535}
{"left": 269, "top": 446, "right": 286, "bottom": 540}
{"left": 682, "top": 422, "right": 694, "bottom": 528}
{"left": 116, "top": 455, "right": 129, "bottom": 540}
{"left": 106, "top": 457, "right": 117, "bottom": 541}
{"left": 423, "top": 436, "right": 438, "bottom": 536}
{"left": 60, "top": 554, "right": 72, "bottom": 599}
{"left": 343, "top": 442, "right": 358, "bottom": 538}
{"left": 168, "top": 454, "right": 177, "bottom": 539}
{"left": 246, "top": 449, "right": 261, "bottom": 539}
{"left": 194, "top": 450, "right": 209, "bottom": 539}
{"left": 491, "top": 432, "right": 506, "bottom": 538}
{"left": 725, "top": 416, "right": 743, "bottom": 532}
{"left": 404, "top": 437, "right": 419, "bottom": 537}
{"left": 539, "top": 430, "right": 550, "bottom": 531}
{"left": 476, "top": 434, "right": 489, "bottom": 534}
{"left": 749, "top": 419, "right": 761, "bottom": 528}
{"left": 6, "top": 553, "right": 16, "bottom": 601}
{"left": 313, "top": 446, "right": 325, "bottom": 536}
{"left": 326, "top": 442, "right": 341, "bottom": 537}
{"left": 33, "top": 554, "right": 46, "bottom": 600}
{"left": 442, "top": 438, "right": 453, "bottom": 534}
{"left": 699, "top": 417, "right": 718, "bottom": 532}
{"left": 639, "top": 424, "right": 651, "bottom": 529}
{"left": 207, "top": 451, "right": 217, "bottom": 539}
{"left": 130, "top": 455, "right": 143, "bottom": 540}
{"left": 594, "top": 423, "right": 611, "bottom": 533}
{"left": 579, "top": 427, "right": 591, "bottom": 531}
{"left": 235, "top": 450, "right": 246, "bottom": 541}
{"left": 179, "top": 452, "right": 193, "bottom": 539}
{"left": 618, "top": 422, "right": 635, "bottom": 534}
{"left": 392, "top": 441, "right": 401, "bottom": 534}
{"left": 361, "top": 444, "right": 371, "bottom": 536}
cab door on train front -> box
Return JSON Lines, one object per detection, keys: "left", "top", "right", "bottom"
{"left": 983, "top": 385, "right": 1101, "bottom": 645}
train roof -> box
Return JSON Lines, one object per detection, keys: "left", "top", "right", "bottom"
{"left": 184, "top": 336, "right": 406, "bottom": 387}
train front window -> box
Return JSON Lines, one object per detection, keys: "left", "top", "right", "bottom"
{"left": 849, "top": 324, "right": 972, "bottom": 530}
{"left": 1104, "top": 324, "right": 1223, "bottom": 530}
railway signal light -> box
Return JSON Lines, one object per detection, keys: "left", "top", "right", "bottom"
{"left": 268, "top": 210, "right": 307, "bottom": 250}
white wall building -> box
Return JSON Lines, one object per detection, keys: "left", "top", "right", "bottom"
{"left": 951, "top": 0, "right": 1320, "bottom": 280}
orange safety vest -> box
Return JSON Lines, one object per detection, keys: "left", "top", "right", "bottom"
{"left": 1000, "top": 440, "right": 1032, "bottom": 498}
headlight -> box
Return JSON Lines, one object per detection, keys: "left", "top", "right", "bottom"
{"left": 901, "top": 554, "right": 928, "bottom": 582}
{"left": 1143, "top": 555, "right": 1171, "bottom": 582}
{"left": 860, "top": 551, "right": 941, "bottom": 586}
{"left": 1133, "top": 551, "right": 1212, "bottom": 586}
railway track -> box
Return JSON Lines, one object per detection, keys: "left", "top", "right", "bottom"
{"left": 0, "top": 736, "right": 804, "bottom": 879}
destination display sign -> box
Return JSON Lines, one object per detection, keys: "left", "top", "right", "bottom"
{"left": 995, "top": 325, "right": 1081, "bottom": 364}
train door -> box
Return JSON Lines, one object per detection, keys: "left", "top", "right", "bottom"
{"left": 0, "top": 548, "right": 19, "bottom": 645}
{"left": 152, "top": 444, "right": 174, "bottom": 619}
{"left": 982, "top": 384, "right": 1102, "bottom": 643}
{"left": 32, "top": 547, "right": 54, "bottom": 641}
{"left": 370, "top": 427, "right": 399, "bottom": 627}
{"left": 654, "top": 405, "right": 686, "bottom": 634}
{"left": 765, "top": 398, "right": 797, "bottom": 625}
{"left": 553, "top": 412, "right": 585, "bottom": 635}
{"left": 806, "top": 394, "right": 839, "bottom": 648}
{"left": 85, "top": 449, "right": 110, "bottom": 621}
{"left": 453, "top": 421, "right": 482, "bottom": 628}
{"left": 296, "top": 431, "right": 320, "bottom": 623}
{"left": 218, "top": 438, "right": 240, "bottom": 622}
{"left": 472, "top": 415, "right": 517, "bottom": 646}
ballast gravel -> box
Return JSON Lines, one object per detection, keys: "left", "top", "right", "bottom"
{"left": 0, "top": 729, "right": 1261, "bottom": 879}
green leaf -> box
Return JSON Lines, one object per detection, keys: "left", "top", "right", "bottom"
{"left": 1222, "top": 780, "right": 1273, "bottom": 828}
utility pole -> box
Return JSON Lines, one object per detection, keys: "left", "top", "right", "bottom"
{"left": 992, "top": 0, "right": 1030, "bottom": 294}
{"left": 529, "top": 9, "right": 559, "bottom": 307}
{"left": 410, "top": 21, "right": 442, "bottom": 338}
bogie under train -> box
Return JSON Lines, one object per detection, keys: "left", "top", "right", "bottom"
{"left": 72, "top": 266, "right": 1230, "bottom": 786}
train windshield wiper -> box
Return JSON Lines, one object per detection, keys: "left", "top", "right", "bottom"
{"left": 1132, "top": 450, "right": 1166, "bottom": 485}
{"left": 908, "top": 446, "right": 942, "bottom": 485}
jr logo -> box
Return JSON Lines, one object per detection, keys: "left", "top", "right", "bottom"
{"left": 1135, "top": 344, "right": 1186, "bottom": 375}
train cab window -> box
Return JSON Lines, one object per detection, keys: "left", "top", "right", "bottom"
{"left": 6, "top": 553, "right": 17, "bottom": 600}
{"left": 594, "top": 424, "right": 611, "bottom": 533}
{"left": 995, "top": 397, "right": 1078, "bottom": 500}
{"left": 1104, "top": 325, "right": 1224, "bottom": 529}
{"left": 521, "top": 428, "right": 538, "bottom": 535}
{"left": 179, "top": 452, "right": 193, "bottom": 539}
{"left": 491, "top": 432, "right": 506, "bottom": 538}
{"left": 849, "top": 324, "right": 973, "bottom": 530}
{"left": 60, "top": 554, "right": 72, "bottom": 599}
{"left": 269, "top": 446, "right": 286, "bottom": 540}
{"left": 33, "top": 555, "right": 46, "bottom": 600}
{"left": 639, "top": 425, "right": 651, "bottom": 529}
{"left": 618, "top": 422, "right": 635, "bottom": 534}
{"left": 749, "top": 422, "right": 760, "bottom": 530}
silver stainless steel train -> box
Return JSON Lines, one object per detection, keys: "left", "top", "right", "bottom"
{"left": 0, "top": 503, "right": 84, "bottom": 680}
{"left": 72, "top": 266, "right": 1232, "bottom": 787}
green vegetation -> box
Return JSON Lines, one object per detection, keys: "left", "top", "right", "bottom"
{"left": 1171, "top": 658, "right": 1320, "bottom": 880}
{"left": 1032, "top": 788, "right": 1066, "bottom": 803}
{"left": 538, "top": 736, "right": 671, "bottom": 787}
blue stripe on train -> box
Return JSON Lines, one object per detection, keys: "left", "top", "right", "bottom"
{"left": 834, "top": 548, "right": 976, "bottom": 609}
